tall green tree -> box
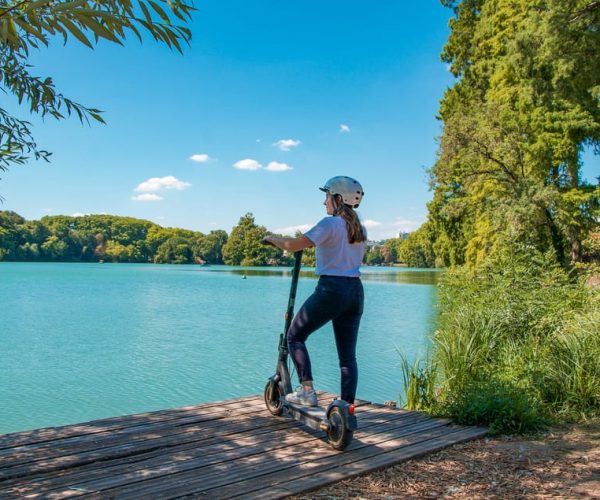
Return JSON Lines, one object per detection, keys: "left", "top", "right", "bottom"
{"left": 430, "top": 0, "right": 600, "bottom": 268}
{"left": 0, "top": 0, "right": 193, "bottom": 181}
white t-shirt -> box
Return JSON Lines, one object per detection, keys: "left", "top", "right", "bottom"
{"left": 304, "top": 216, "right": 366, "bottom": 277}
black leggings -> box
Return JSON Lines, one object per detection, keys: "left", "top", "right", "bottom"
{"left": 286, "top": 275, "right": 364, "bottom": 404}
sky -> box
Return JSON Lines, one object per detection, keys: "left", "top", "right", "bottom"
{"left": 2, "top": 0, "right": 598, "bottom": 241}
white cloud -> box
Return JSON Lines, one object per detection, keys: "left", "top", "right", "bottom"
{"left": 340, "top": 124, "right": 351, "bottom": 133}
{"left": 135, "top": 176, "right": 191, "bottom": 192}
{"left": 265, "top": 161, "right": 293, "bottom": 172}
{"left": 274, "top": 224, "right": 312, "bottom": 235}
{"left": 189, "top": 153, "right": 211, "bottom": 163}
{"left": 132, "top": 193, "right": 163, "bottom": 202}
{"left": 72, "top": 213, "right": 86, "bottom": 217}
{"left": 43, "top": 208, "right": 53, "bottom": 213}
{"left": 233, "top": 158, "right": 262, "bottom": 171}
{"left": 154, "top": 216, "right": 165, "bottom": 220}
{"left": 274, "top": 139, "right": 301, "bottom": 151}
{"left": 362, "top": 219, "right": 382, "bottom": 229}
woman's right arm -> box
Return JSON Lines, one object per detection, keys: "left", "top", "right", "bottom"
{"left": 263, "top": 235, "right": 314, "bottom": 252}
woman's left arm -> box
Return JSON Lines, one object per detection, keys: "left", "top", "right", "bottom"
{"left": 263, "top": 235, "right": 314, "bottom": 252}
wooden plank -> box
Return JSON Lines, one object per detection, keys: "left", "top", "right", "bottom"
{"left": 2, "top": 410, "right": 437, "bottom": 498}
{"left": 0, "top": 403, "right": 416, "bottom": 495}
{"left": 195, "top": 426, "right": 485, "bottom": 500}
{"left": 0, "top": 394, "right": 383, "bottom": 478}
{"left": 0, "top": 405, "right": 294, "bottom": 481}
{"left": 0, "top": 395, "right": 262, "bottom": 450}
{"left": 0, "top": 397, "right": 273, "bottom": 465}
{"left": 70, "top": 418, "right": 450, "bottom": 499}
{"left": 103, "top": 420, "right": 452, "bottom": 499}
{"left": 0, "top": 392, "right": 368, "bottom": 451}
{"left": 1, "top": 406, "right": 428, "bottom": 497}
{"left": 0, "top": 419, "right": 304, "bottom": 497}
{"left": 0, "top": 396, "right": 382, "bottom": 482}
{"left": 0, "top": 393, "right": 486, "bottom": 500}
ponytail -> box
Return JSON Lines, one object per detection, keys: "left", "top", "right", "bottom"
{"left": 333, "top": 195, "right": 366, "bottom": 244}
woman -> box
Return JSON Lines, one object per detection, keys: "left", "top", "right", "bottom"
{"left": 263, "top": 176, "right": 367, "bottom": 406}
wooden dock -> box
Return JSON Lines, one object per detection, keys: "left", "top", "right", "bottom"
{"left": 0, "top": 393, "right": 487, "bottom": 499}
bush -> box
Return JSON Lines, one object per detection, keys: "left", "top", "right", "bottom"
{"left": 443, "top": 379, "right": 546, "bottom": 435}
{"left": 425, "top": 248, "right": 600, "bottom": 432}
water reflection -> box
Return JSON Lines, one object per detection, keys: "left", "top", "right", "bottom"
{"left": 197, "top": 266, "right": 441, "bottom": 285}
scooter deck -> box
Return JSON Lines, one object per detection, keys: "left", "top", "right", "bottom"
{"left": 281, "top": 399, "right": 327, "bottom": 432}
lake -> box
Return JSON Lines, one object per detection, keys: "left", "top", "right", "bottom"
{"left": 0, "top": 262, "right": 439, "bottom": 434}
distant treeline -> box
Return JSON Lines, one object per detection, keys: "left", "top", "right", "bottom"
{"left": 0, "top": 211, "right": 287, "bottom": 266}
{"left": 0, "top": 210, "right": 436, "bottom": 267}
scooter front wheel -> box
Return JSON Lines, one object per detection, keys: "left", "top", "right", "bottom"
{"left": 264, "top": 380, "right": 284, "bottom": 416}
{"left": 327, "top": 406, "right": 353, "bottom": 450}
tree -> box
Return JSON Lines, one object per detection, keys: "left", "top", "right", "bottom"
{"left": 222, "top": 213, "right": 280, "bottom": 266}
{"left": 195, "top": 229, "right": 228, "bottom": 264}
{"left": 0, "top": 0, "right": 194, "bottom": 181}
{"left": 381, "top": 239, "right": 398, "bottom": 265}
{"left": 154, "top": 237, "right": 193, "bottom": 264}
{"left": 0, "top": 211, "right": 211, "bottom": 263}
{"left": 397, "top": 224, "right": 436, "bottom": 268}
{"left": 430, "top": 0, "right": 600, "bottom": 268}
{"left": 365, "top": 245, "right": 383, "bottom": 266}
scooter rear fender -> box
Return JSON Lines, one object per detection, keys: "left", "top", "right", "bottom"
{"left": 326, "top": 399, "right": 358, "bottom": 431}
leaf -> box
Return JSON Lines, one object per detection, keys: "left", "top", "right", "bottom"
{"left": 88, "top": 109, "right": 106, "bottom": 124}
{"left": 0, "top": 19, "right": 8, "bottom": 44}
{"left": 138, "top": 0, "right": 153, "bottom": 24}
{"left": 77, "top": 15, "right": 122, "bottom": 44}
{"left": 60, "top": 17, "right": 93, "bottom": 48}
{"left": 13, "top": 17, "right": 48, "bottom": 45}
{"left": 147, "top": 0, "right": 171, "bottom": 24}
{"left": 53, "top": 0, "right": 90, "bottom": 12}
{"left": 71, "top": 8, "right": 117, "bottom": 21}
{"left": 22, "top": 0, "right": 57, "bottom": 14}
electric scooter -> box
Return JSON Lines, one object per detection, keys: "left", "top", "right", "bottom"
{"left": 262, "top": 248, "right": 357, "bottom": 450}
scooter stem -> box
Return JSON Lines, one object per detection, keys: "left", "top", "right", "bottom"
{"left": 282, "top": 250, "right": 304, "bottom": 342}
{"left": 275, "top": 250, "right": 303, "bottom": 395}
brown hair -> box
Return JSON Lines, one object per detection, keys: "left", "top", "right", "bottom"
{"left": 332, "top": 194, "right": 366, "bottom": 244}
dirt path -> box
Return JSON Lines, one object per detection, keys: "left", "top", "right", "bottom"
{"left": 293, "top": 419, "right": 600, "bottom": 499}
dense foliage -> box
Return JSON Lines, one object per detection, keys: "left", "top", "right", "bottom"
{"left": 432, "top": 250, "right": 599, "bottom": 432}
{"left": 428, "top": 0, "right": 600, "bottom": 268}
{"left": 399, "top": 0, "right": 600, "bottom": 434}
{"left": 2, "top": 210, "right": 434, "bottom": 267}
{"left": 0, "top": 211, "right": 297, "bottom": 265}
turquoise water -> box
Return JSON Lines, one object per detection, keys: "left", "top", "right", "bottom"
{"left": 0, "top": 262, "right": 439, "bottom": 434}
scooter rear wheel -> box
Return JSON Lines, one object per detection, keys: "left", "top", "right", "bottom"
{"left": 264, "top": 381, "right": 284, "bottom": 416}
{"left": 327, "top": 406, "right": 353, "bottom": 450}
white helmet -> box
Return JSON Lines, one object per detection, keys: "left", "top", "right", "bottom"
{"left": 319, "top": 176, "right": 364, "bottom": 208}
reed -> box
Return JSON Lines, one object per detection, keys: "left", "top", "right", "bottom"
{"left": 419, "top": 250, "right": 600, "bottom": 433}
{"left": 544, "top": 307, "right": 600, "bottom": 418}
{"left": 398, "top": 349, "right": 437, "bottom": 412}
